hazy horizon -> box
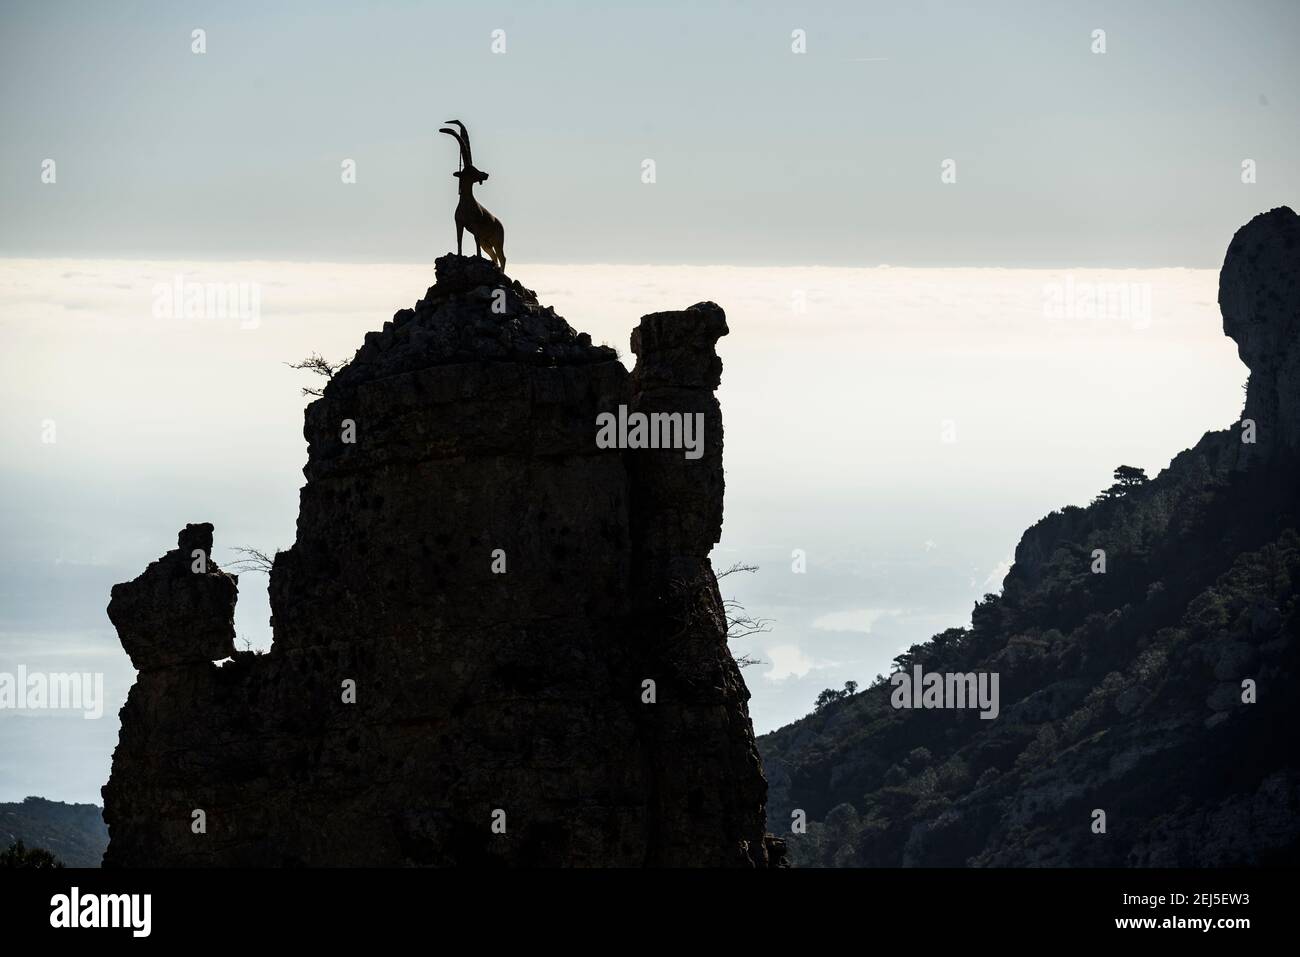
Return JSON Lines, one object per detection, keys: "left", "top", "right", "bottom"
{"left": 0, "top": 254, "right": 1248, "bottom": 804}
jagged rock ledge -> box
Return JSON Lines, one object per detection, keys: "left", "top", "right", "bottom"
{"left": 332, "top": 255, "right": 616, "bottom": 388}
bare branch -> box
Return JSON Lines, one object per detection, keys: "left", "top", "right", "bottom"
{"left": 715, "top": 562, "right": 771, "bottom": 639}
{"left": 659, "top": 561, "right": 773, "bottom": 673}
{"left": 225, "top": 546, "right": 275, "bottom": 575}
{"left": 286, "top": 353, "right": 347, "bottom": 397}
{"left": 716, "top": 561, "right": 759, "bottom": 581}
{"left": 726, "top": 610, "right": 773, "bottom": 641}
{"left": 717, "top": 562, "right": 773, "bottom": 644}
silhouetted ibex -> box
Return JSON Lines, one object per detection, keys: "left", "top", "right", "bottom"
{"left": 439, "top": 119, "right": 506, "bottom": 271}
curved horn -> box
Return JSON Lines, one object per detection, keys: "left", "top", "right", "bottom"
{"left": 439, "top": 127, "right": 469, "bottom": 167}
{"left": 444, "top": 119, "right": 472, "bottom": 164}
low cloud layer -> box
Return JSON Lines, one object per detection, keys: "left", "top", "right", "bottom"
{"left": 0, "top": 258, "right": 1245, "bottom": 798}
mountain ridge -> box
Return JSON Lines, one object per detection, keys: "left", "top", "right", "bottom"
{"left": 0, "top": 797, "right": 107, "bottom": 868}
{"left": 758, "top": 207, "right": 1300, "bottom": 866}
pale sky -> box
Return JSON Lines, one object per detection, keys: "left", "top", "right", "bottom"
{"left": 1, "top": 0, "right": 1298, "bottom": 266}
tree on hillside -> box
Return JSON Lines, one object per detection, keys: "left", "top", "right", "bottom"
{"left": 1097, "top": 465, "right": 1149, "bottom": 501}
{"left": 815, "top": 681, "right": 859, "bottom": 711}
{"left": 1112, "top": 465, "right": 1149, "bottom": 490}
{"left": 0, "top": 840, "right": 63, "bottom": 869}
{"left": 815, "top": 688, "right": 844, "bottom": 710}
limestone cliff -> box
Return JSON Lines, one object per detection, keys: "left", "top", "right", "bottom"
{"left": 102, "top": 255, "right": 778, "bottom": 867}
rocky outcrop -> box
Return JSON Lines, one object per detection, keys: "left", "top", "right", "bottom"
{"left": 760, "top": 209, "right": 1300, "bottom": 867}
{"left": 1220, "top": 206, "right": 1300, "bottom": 456}
{"left": 107, "top": 524, "right": 237, "bottom": 672}
{"left": 102, "top": 255, "right": 778, "bottom": 867}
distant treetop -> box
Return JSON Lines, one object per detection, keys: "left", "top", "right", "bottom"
{"left": 0, "top": 840, "right": 64, "bottom": 869}
{"left": 1096, "top": 465, "right": 1149, "bottom": 502}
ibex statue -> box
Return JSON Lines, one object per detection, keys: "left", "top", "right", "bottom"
{"left": 439, "top": 119, "right": 506, "bottom": 271}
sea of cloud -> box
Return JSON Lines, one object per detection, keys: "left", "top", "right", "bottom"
{"left": 0, "top": 258, "right": 1245, "bottom": 801}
